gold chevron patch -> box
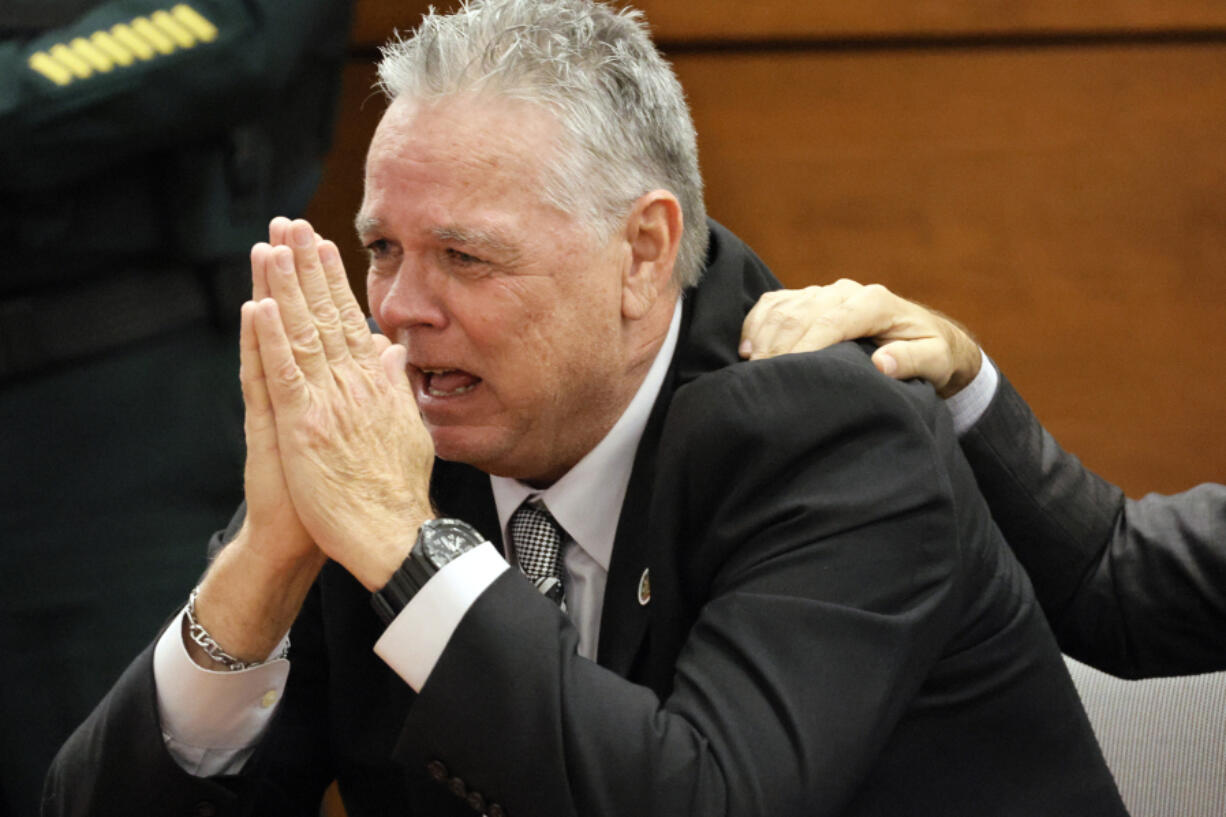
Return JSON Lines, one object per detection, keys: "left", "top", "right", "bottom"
{"left": 27, "top": 5, "right": 219, "bottom": 87}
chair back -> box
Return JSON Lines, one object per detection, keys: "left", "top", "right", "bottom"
{"left": 1065, "top": 657, "right": 1226, "bottom": 817}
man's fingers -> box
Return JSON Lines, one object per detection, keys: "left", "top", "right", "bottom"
{"left": 287, "top": 219, "right": 350, "bottom": 365}
{"left": 777, "top": 319, "right": 852, "bottom": 360}
{"left": 239, "top": 301, "right": 274, "bottom": 422}
{"left": 269, "top": 216, "right": 292, "bottom": 247}
{"left": 811, "top": 285, "right": 901, "bottom": 348}
{"left": 270, "top": 217, "right": 290, "bottom": 244}
{"left": 240, "top": 301, "right": 290, "bottom": 489}
{"left": 269, "top": 216, "right": 375, "bottom": 369}
{"left": 379, "top": 342, "right": 413, "bottom": 395}
{"left": 251, "top": 297, "right": 313, "bottom": 415}
{"left": 251, "top": 243, "right": 273, "bottom": 301}
{"left": 743, "top": 279, "right": 982, "bottom": 396}
{"left": 743, "top": 282, "right": 870, "bottom": 360}
{"left": 740, "top": 290, "right": 780, "bottom": 354}
{"left": 755, "top": 309, "right": 812, "bottom": 359}
{"left": 263, "top": 252, "right": 332, "bottom": 384}
{"left": 872, "top": 338, "right": 952, "bottom": 390}
{"left": 870, "top": 346, "right": 900, "bottom": 377}
{"left": 741, "top": 289, "right": 801, "bottom": 355}
{"left": 741, "top": 292, "right": 810, "bottom": 359}
{"left": 318, "top": 237, "right": 378, "bottom": 363}
{"left": 252, "top": 213, "right": 294, "bottom": 301}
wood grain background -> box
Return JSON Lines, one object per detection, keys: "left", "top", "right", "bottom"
{"left": 306, "top": 0, "right": 1226, "bottom": 499}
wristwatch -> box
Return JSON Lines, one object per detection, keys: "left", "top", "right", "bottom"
{"left": 371, "top": 518, "right": 486, "bottom": 625}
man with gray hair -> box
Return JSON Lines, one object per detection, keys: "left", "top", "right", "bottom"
{"left": 45, "top": 2, "right": 1127, "bottom": 815}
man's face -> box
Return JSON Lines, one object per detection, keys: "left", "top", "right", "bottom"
{"left": 360, "top": 96, "right": 634, "bottom": 485}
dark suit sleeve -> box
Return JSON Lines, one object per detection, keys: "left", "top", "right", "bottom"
{"left": 0, "top": 0, "right": 349, "bottom": 191}
{"left": 960, "top": 373, "right": 1226, "bottom": 677}
{"left": 40, "top": 631, "right": 287, "bottom": 817}
{"left": 395, "top": 348, "right": 969, "bottom": 817}
{"left": 42, "top": 517, "right": 336, "bottom": 817}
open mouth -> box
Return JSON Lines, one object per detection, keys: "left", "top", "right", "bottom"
{"left": 421, "top": 368, "right": 482, "bottom": 397}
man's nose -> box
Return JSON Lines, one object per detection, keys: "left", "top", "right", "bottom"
{"left": 373, "top": 263, "right": 449, "bottom": 331}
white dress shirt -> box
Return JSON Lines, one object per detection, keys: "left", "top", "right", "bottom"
{"left": 944, "top": 350, "right": 998, "bottom": 435}
{"left": 154, "top": 299, "right": 683, "bottom": 774}
{"left": 153, "top": 619, "right": 291, "bottom": 776}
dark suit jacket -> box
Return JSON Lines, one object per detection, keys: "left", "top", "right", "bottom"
{"left": 44, "top": 223, "right": 1127, "bottom": 817}
{"left": 960, "top": 373, "right": 1226, "bottom": 678}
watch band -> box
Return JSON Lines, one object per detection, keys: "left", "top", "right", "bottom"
{"left": 370, "top": 518, "right": 486, "bottom": 625}
{"left": 371, "top": 548, "right": 434, "bottom": 625}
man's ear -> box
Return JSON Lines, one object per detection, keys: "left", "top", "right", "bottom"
{"left": 622, "top": 190, "right": 682, "bottom": 321}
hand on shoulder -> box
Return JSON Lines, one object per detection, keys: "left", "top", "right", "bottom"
{"left": 739, "top": 279, "right": 981, "bottom": 398}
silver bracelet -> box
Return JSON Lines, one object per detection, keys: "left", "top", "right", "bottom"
{"left": 185, "top": 587, "right": 289, "bottom": 671}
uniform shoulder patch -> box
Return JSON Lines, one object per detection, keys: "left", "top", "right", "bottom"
{"left": 27, "top": 5, "right": 218, "bottom": 87}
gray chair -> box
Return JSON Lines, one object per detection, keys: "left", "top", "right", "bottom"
{"left": 1065, "top": 657, "right": 1226, "bottom": 817}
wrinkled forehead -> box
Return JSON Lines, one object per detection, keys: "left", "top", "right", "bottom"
{"left": 366, "top": 93, "right": 563, "bottom": 182}
{"left": 360, "top": 94, "right": 593, "bottom": 250}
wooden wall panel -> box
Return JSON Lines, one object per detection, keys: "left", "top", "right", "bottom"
{"left": 676, "top": 43, "right": 1226, "bottom": 495}
{"left": 306, "top": 62, "right": 383, "bottom": 295}
{"left": 309, "top": 2, "right": 1226, "bottom": 499}
{"left": 349, "top": 0, "right": 1226, "bottom": 49}
{"left": 350, "top": 0, "right": 431, "bottom": 49}
{"left": 635, "top": 1, "right": 1226, "bottom": 41}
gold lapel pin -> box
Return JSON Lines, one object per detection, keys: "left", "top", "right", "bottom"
{"left": 637, "top": 568, "right": 651, "bottom": 606}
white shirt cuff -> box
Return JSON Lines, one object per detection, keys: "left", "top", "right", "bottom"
{"left": 374, "top": 542, "right": 509, "bottom": 692}
{"left": 153, "top": 608, "right": 291, "bottom": 776}
{"left": 944, "top": 349, "right": 999, "bottom": 436}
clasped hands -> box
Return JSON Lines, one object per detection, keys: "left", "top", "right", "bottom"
{"left": 239, "top": 217, "right": 434, "bottom": 594}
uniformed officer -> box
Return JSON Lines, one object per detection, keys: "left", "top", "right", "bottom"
{"left": 0, "top": 3, "right": 351, "bottom": 815}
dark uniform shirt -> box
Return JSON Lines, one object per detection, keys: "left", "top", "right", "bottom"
{"left": 0, "top": 4, "right": 351, "bottom": 816}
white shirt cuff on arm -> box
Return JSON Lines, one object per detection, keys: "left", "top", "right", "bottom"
{"left": 944, "top": 349, "right": 999, "bottom": 436}
{"left": 374, "top": 542, "right": 509, "bottom": 692}
{"left": 152, "top": 608, "right": 291, "bottom": 777}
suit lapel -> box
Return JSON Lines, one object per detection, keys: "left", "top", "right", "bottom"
{"left": 595, "top": 359, "right": 676, "bottom": 676}
{"left": 597, "top": 221, "right": 781, "bottom": 677}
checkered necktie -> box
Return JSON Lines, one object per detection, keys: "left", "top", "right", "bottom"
{"left": 509, "top": 499, "right": 566, "bottom": 609}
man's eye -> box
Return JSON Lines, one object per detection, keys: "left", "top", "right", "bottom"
{"left": 446, "top": 248, "right": 483, "bottom": 265}
{"left": 365, "top": 239, "right": 390, "bottom": 258}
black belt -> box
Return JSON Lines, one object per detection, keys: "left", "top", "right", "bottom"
{"left": 0, "top": 265, "right": 247, "bottom": 381}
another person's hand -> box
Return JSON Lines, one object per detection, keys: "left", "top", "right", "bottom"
{"left": 249, "top": 218, "right": 435, "bottom": 591}
{"left": 740, "top": 279, "right": 981, "bottom": 398}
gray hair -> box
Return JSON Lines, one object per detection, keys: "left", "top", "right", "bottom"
{"left": 376, "top": 0, "right": 709, "bottom": 288}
